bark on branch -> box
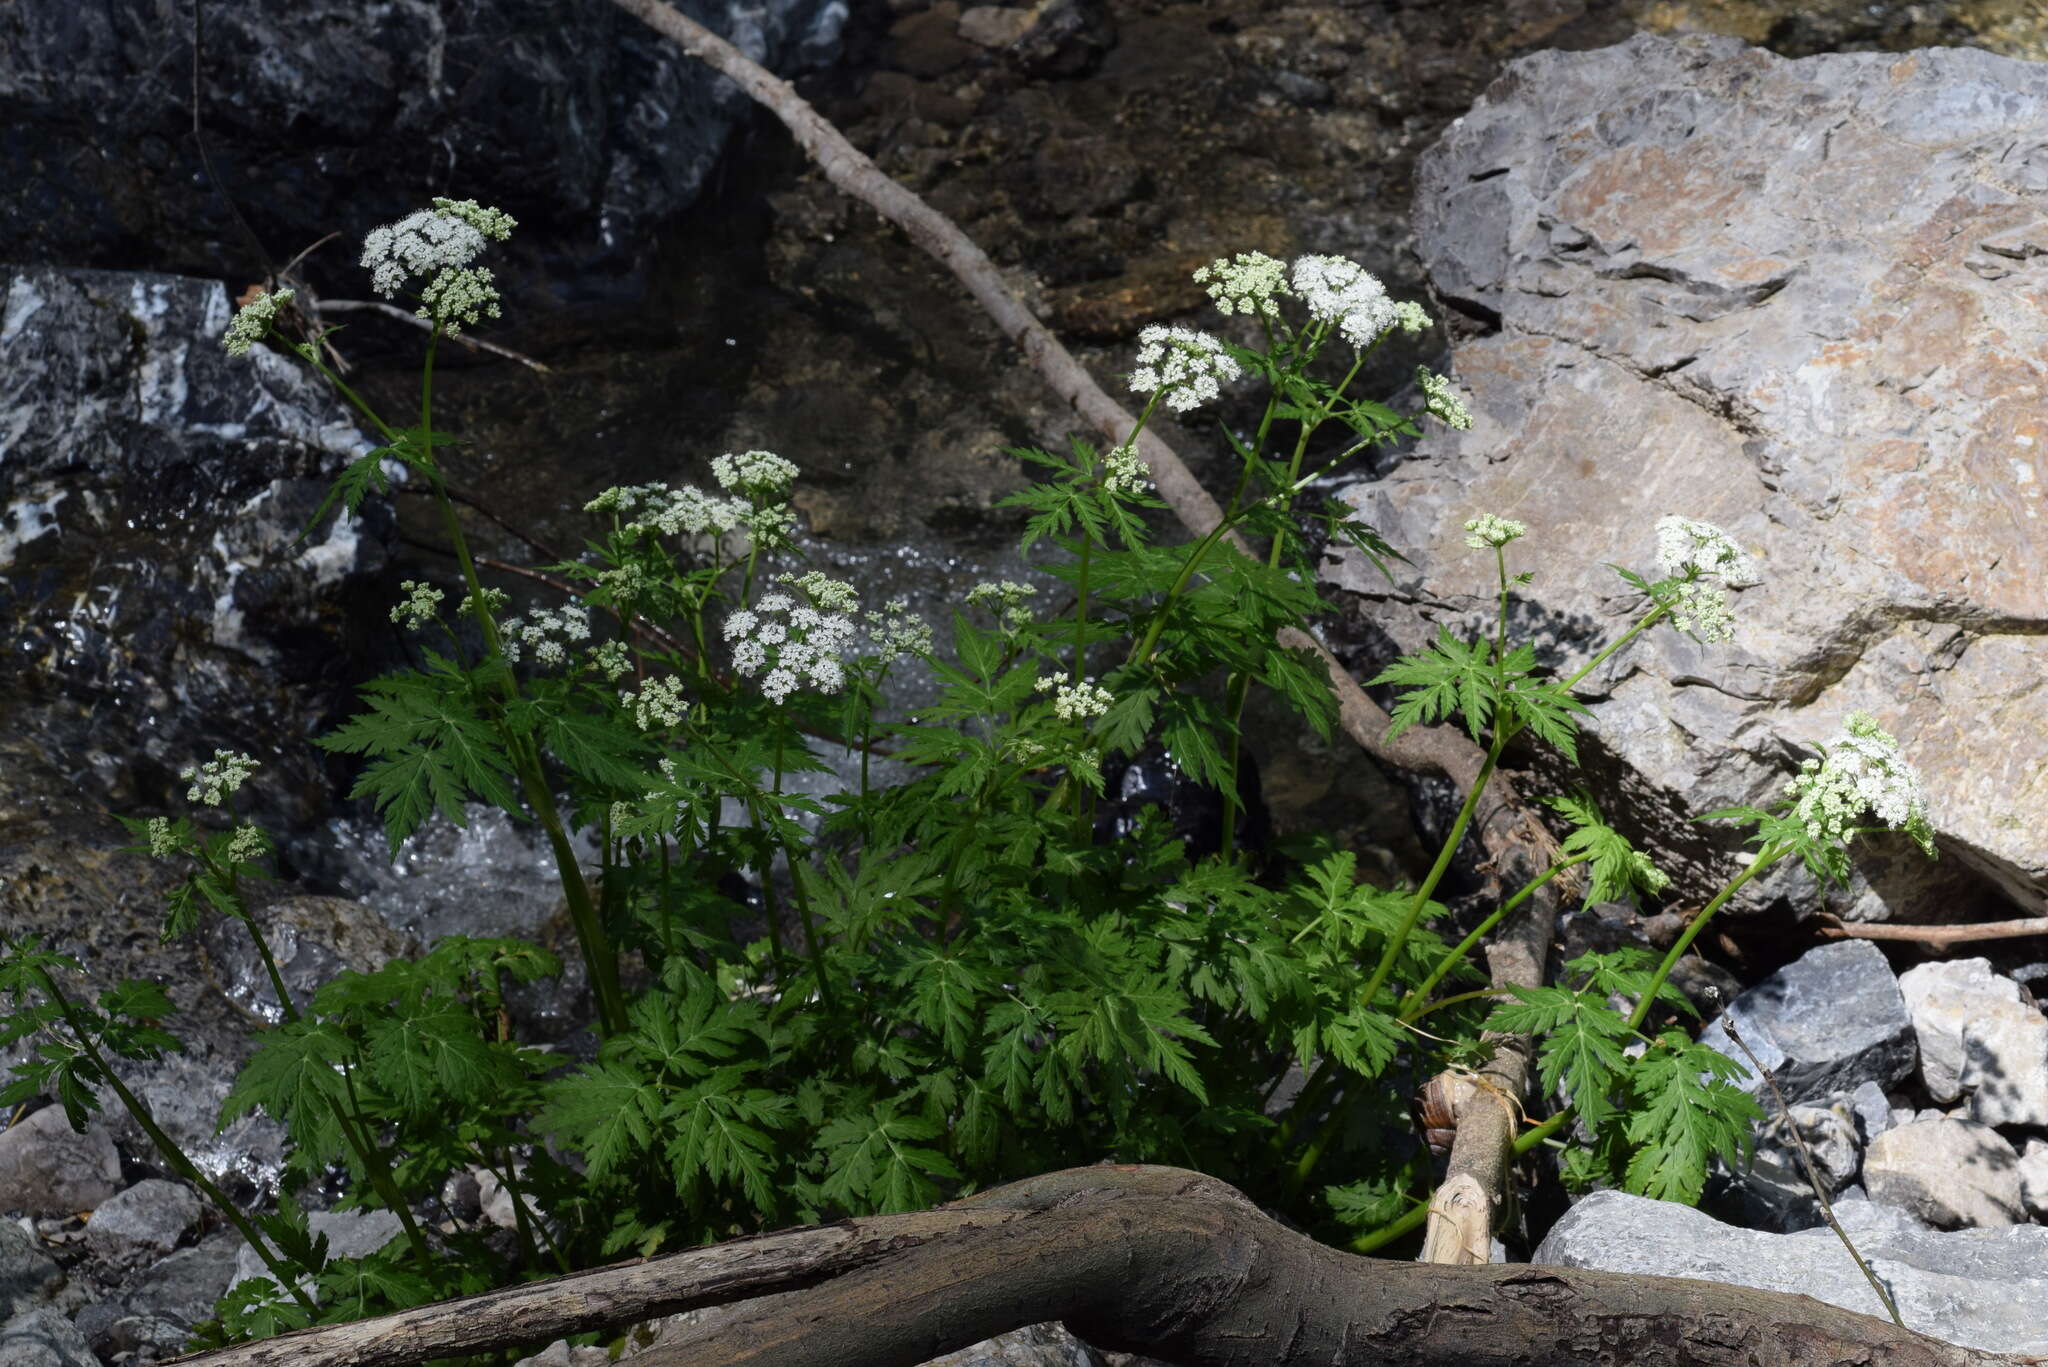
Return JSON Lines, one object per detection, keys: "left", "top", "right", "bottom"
{"left": 168, "top": 1165, "right": 2038, "bottom": 1367}
{"left": 601, "top": 0, "right": 1568, "bottom": 1257}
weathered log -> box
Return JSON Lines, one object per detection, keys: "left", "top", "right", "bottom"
{"left": 167, "top": 1165, "right": 2039, "bottom": 1367}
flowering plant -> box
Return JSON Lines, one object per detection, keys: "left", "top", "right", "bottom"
{"left": 0, "top": 213, "right": 1940, "bottom": 1347}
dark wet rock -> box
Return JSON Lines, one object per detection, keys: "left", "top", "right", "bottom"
{"left": 129, "top": 1232, "right": 239, "bottom": 1331}
{"left": 1700, "top": 941, "right": 1916, "bottom": 1105}
{"left": 1092, "top": 741, "right": 1269, "bottom": 862}
{"left": 0, "top": 1108, "right": 121, "bottom": 1219}
{"left": 1, "top": 0, "right": 847, "bottom": 300}
{"left": 197, "top": 895, "right": 418, "bottom": 1025}
{"left": 81, "top": 1181, "right": 200, "bottom": 1272}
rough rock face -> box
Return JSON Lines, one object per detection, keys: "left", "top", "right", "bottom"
{"left": 0, "top": 0, "right": 847, "bottom": 293}
{"left": 1325, "top": 33, "right": 2048, "bottom": 922}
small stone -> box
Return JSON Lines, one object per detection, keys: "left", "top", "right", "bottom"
{"left": 1863, "top": 1118, "right": 2024, "bottom": 1229}
{"left": 0, "top": 1107, "right": 122, "bottom": 1217}
{"left": 957, "top": 6, "right": 1032, "bottom": 49}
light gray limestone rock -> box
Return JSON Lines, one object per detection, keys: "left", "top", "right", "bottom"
{"left": 1535, "top": 1189, "right": 2047, "bottom": 1353}
{"left": 1326, "top": 33, "right": 2048, "bottom": 925}
{"left": 1899, "top": 957, "right": 2048, "bottom": 1126}
{"left": 1863, "top": 1118, "right": 2024, "bottom": 1229}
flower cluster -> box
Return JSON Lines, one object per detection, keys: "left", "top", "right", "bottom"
{"left": 1292, "top": 255, "right": 1397, "bottom": 350}
{"left": 145, "top": 816, "right": 178, "bottom": 857}
{"left": 1392, "top": 300, "right": 1431, "bottom": 334}
{"left": 360, "top": 198, "right": 516, "bottom": 335}
{"left": 620, "top": 674, "right": 690, "bottom": 731}
{"left": 863, "top": 598, "right": 934, "bottom": 664}
{"left": 1193, "top": 251, "right": 1288, "bottom": 318}
{"left": 724, "top": 576, "right": 861, "bottom": 704}
{"left": 1129, "top": 325, "right": 1242, "bottom": 413}
{"left": 182, "top": 750, "right": 258, "bottom": 807}
{"left": 1652, "top": 516, "right": 1758, "bottom": 646}
{"left": 1785, "top": 711, "right": 1933, "bottom": 853}
{"left": 712, "top": 450, "right": 799, "bottom": 500}
{"left": 225, "top": 824, "right": 267, "bottom": 865}
{"left": 1654, "top": 516, "right": 1759, "bottom": 588}
{"left": 498, "top": 605, "right": 591, "bottom": 668}
{"left": 1034, "top": 675, "right": 1113, "bottom": 721}
{"left": 222, "top": 287, "right": 293, "bottom": 357}
{"left": 966, "top": 580, "right": 1037, "bottom": 629}
{"left": 1417, "top": 368, "right": 1472, "bottom": 430}
{"left": 1464, "top": 513, "right": 1526, "bottom": 549}
{"left": 390, "top": 579, "right": 444, "bottom": 631}
{"left": 458, "top": 587, "right": 509, "bottom": 619}
{"left": 588, "top": 639, "right": 630, "bottom": 683}
{"left": 1102, "top": 444, "right": 1150, "bottom": 498}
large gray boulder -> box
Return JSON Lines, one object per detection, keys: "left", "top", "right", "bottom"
{"left": 1698, "top": 940, "right": 1916, "bottom": 1102}
{"left": 1325, "top": 33, "right": 2048, "bottom": 923}
{"left": 1536, "top": 1189, "right": 2048, "bottom": 1353}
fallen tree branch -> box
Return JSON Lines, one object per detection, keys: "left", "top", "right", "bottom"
{"left": 1815, "top": 912, "right": 2048, "bottom": 949}
{"left": 167, "top": 1165, "right": 2034, "bottom": 1367}
{"left": 603, "top": 0, "right": 1565, "bottom": 1258}
{"left": 314, "top": 298, "right": 553, "bottom": 371}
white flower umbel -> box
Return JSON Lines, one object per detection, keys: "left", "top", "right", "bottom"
{"left": 1392, "top": 300, "right": 1430, "bottom": 334}
{"left": 1129, "top": 325, "right": 1242, "bottom": 413}
{"left": 182, "top": 750, "right": 258, "bottom": 807}
{"left": 225, "top": 824, "right": 266, "bottom": 865}
{"left": 1102, "top": 444, "right": 1150, "bottom": 498}
{"left": 589, "top": 639, "right": 630, "bottom": 683}
{"left": 497, "top": 605, "right": 592, "bottom": 668}
{"left": 1291, "top": 254, "right": 1396, "bottom": 350}
{"left": 1785, "top": 711, "right": 1934, "bottom": 853}
{"left": 1193, "top": 251, "right": 1287, "bottom": 318}
{"left": 621, "top": 674, "right": 690, "bottom": 731}
{"left": 390, "top": 579, "right": 444, "bottom": 631}
{"left": 1034, "top": 676, "right": 1113, "bottom": 722}
{"left": 360, "top": 198, "right": 516, "bottom": 336}
{"left": 711, "top": 450, "right": 800, "bottom": 501}
{"left": 1417, "top": 368, "right": 1472, "bottom": 430}
{"left": 1654, "top": 515, "right": 1759, "bottom": 588}
{"left": 724, "top": 576, "right": 860, "bottom": 704}
{"left": 222, "top": 287, "right": 293, "bottom": 356}
{"left": 966, "top": 580, "right": 1037, "bottom": 629}
{"left": 1464, "top": 514, "right": 1526, "bottom": 550}
{"left": 145, "top": 817, "right": 178, "bottom": 858}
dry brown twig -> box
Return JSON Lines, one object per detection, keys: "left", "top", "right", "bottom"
{"left": 600, "top": 0, "right": 1563, "bottom": 1263}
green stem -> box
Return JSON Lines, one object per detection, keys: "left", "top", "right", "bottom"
{"left": 1561, "top": 602, "right": 1671, "bottom": 693}
{"left": 768, "top": 722, "right": 836, "bottom": 1012}
{"left": 22, "top": 958, "right": 321, "bottom": 1314}
{"left": 333, "top": 1059, "right": 438, "bottom": 1276}
{"left": 1397, "top": 854, "right": 1590, "bottom": 1022}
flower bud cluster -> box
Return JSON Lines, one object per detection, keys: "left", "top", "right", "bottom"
{"left": 225, "top": 824, "right": 267, "bottom": 865}
{"left": 145, "top": 816, "right": 178, "bottom": 857}
{"left": 620, "top": 674, "right": 690, "bottom": 731}
{"left": 1417, "top": 368, "right": 1473, "bottom": 430}
{"left": 222, "top": 287, "right": 294, "bottom": 357}
{"left": 498, "top": 605, "right": 591, "bottom": 668}
{"left": 725, "top": 576, "right": 861, "bottom": 704}
{"left": 1102, "top": 444, "right": 1150, "bottom": 498}
{"left": 589, "top": 639, "right": 630, "bottom": 683}
{"left": 965, "top": 580, "right": 1037, "bottom": 628}
{"left": 1193, "top": 251, "right": 1287, "bottom": 318}
{"left": 390, "top": 579, "right": 444, "bottom": 631}
{"left": 458, "top": 587, "right": 509, "bottom": 619}
{"left": 863, "top": 598, "right": 934, "bottom": 664}
{"left": 1129, "top": 325, "right": 1243, "bottom": 413}
{"left": 1786, "top": 711, "right": 1932, "bottom": 850}
{"left": 182, "top": 750, "right": 258, "bottom": 807}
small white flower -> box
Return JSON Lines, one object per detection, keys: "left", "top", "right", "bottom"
{"left": 1785, "top": 711, "right": 1933, "bottom": 852}
{"left": 225, "top": 823, "right": 266, "bottom": 865}
{"left": 1392, "top": 300, "right": 1431, "bottom": 334}
{"left": 457, "top": 587, "right": 509, "bottom": 619}
{"left": 145, "top": 816, "right": 178, "bottom": 858}
{"left": 1102, "top": 444, "right": 1150, "bottom": 498}
{"left": 1192, "top": 251, "right": 1288, "bottom": 318}
{"left": 862, "top": 598, "right": 934, "bottom": 664}
{"left": 711, "top": 450, "right": 800, "bottom": 500}
{"left": 725, "top": 579, "right": 860, "bottom": 703}
{"left": 1291, "top": 255, "right": 1396, "bottom": 350}
{"left": 1654, "top": 515, "right": 1759, "bottom": 588}
{"left": 621, "top": 674, "right": 690, "bottom": 731}
{"left": 222, "top": 287, "right": 293, "bottom": 357}
{"left": 1464, "top": 514, "right": 1526, "bottom": 549}
{"left": 1417, "top": 368, "right": 1472, "bottom": 430}
{"left": 181, "top": 750, "right": 258, "bottom": 807}
{"left": 1129, "top": 324, "right": 1242, "bottom": 413}
{"left": 389, "top": 579, "right": 444, "bottom": 631}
